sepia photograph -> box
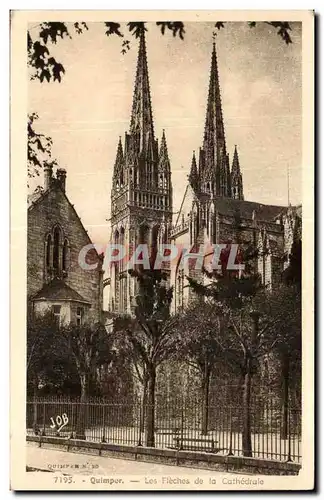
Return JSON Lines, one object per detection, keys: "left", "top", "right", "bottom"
{"left": 10, "top": 10, "right": 314, "bottom": 491}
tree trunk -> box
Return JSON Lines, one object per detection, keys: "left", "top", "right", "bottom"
{"left": 242, "top": 360, "right": 253, "bottom": 457}
{"left": 140, "top": 375, "right": 148, "bottom": 434}
{"left": 75, "top": 373, "right": 88, "bottom": 440}
{"left": 201, "top": 364, "right": 211, "bottom": 436}
{"left": 145, "top": 365, "right": 156, "bottom": 447}
{"left": 242, "top": 311, "right": 259, "bottom": 458}
{"left": 32, "top": 376, "right": 39, "bottom": 434}
{"left": 281, "top": 351, "right": 290, "bottom": 439}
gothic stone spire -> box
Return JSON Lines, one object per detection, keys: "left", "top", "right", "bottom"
{"left": 159, "top": 129, "right": 170, "bottom": 171}
{"left": 198, "top": 40, "right": 230, "bottom": 197}
{"left": 129, "top": 28, "right": 155, "bottom": 150}
{"left": 189, "top": 150, "right": 199, "bottom": 193}
{"left": 158, "top": 129, "right": 172, "bottom": 206}
{"left": 231, "top": 145, "right": 244, "bottom": 200}
{"left": 112, "top": 136, "right": 124, "bottom": 189}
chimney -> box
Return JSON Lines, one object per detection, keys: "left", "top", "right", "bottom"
{"left": 44, "top": 164, "right": 53, "bottom": 191}
{"left": 56, "top": 168, "right": 67, "bottom": 193}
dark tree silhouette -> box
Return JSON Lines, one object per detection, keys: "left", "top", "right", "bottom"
{"left": 60, "top": 322, "right": 114, "bottom": 439}
{"left": 28, "top": 21, "right": 293, "bottom": 83}
{"left": 116, "top": 268, "right": 179, "bottom": 447}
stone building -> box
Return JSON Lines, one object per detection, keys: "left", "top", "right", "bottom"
{"left": 27, "top": 165, "right": 104, "bottom": 325}
{"left": 169, "top": 41, "right": 302, "bottom": 312}
{"left": 108, "top": 33, "right": 301, "bottom": 315}
{"left": 108, "top": 30, "right": 173, "bottom": 314}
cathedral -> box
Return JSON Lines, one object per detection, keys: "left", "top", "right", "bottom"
{"left": 108, "top": 30, "right": 301, "bottom": 315}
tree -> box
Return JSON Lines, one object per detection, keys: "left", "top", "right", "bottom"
{"left": 283, "top": 237, "right": 302, "bottom": 289}
{"left": 27, "top": 21, "right": 293, "bottom": 83}
{"left": 61, "top": 322, "right": 114, "bottom": 439}
{"left": 117, "top": 268, "right": 178, "bottom": 447}
{"left": 173, "top": 301, "right": 225, "bottom": 435}
{"left": 27, "top": 113, "right": 58, "bottom": 182}
{"left": 27, "top": 311, "right": 78, "bottom": 395}
{"left": 279, "top": 226, "right": 302, "bottom": 436}
{"left": 186, "top": 220, "right": 278, "bottom": 456}
{"left": 27, "top": 311, "right": 74, "bottom": 432}
{"left": 264, "top": 284, "right": 301, "bottom": 438}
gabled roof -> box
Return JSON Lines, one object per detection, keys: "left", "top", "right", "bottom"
{"left": 211, "top": 196, "right": 286, "bottom": 222}
{"left": 27, "top": 189, "right": 44, "bottom": 207}
{"left": 32, "top": 278, "right": 90, "bottom": 304}
{"left": 28, "top": 180, "right": 97, "bottom": 256}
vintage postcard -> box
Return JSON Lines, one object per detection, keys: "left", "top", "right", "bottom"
{"left": 10, "top": 10, "right": 314, "bottom": 491}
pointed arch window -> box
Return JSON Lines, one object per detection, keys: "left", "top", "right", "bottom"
{"left": 45, "top": 225, "right": 66, "bottom": 279}
{"left": 62, "top": 239, "right": 69, "bottom": 273}
{"left": 46, "top": 234, "right": 51, "bottom": 269}
{"left": 53, "top": 227, "right": 61, "bottom": 271}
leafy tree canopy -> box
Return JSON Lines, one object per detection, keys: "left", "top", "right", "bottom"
{"left": 28, "top": 21, "right": 293, "bottom": 83}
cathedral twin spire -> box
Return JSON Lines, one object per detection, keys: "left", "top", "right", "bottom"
{"left": 111, "top": 29, "right": 172, "bottom": 213}
{"left": 129, "top": 28, "right": 155, "bottom": 149}
{"left": 190, "top": 39, "right": 244, "bottom": 200}
{"left": 112, "top": 30, "right": 243, "bottom": 210}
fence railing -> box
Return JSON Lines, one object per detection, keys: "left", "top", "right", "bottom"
{"left": 26, "top": 397, "right": 301, "bottom": 463}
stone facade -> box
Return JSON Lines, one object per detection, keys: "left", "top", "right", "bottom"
{"left": 27, "top": 167, "right": 103, "bottom": 325}
{"left": 169, "top": 41, "right": 302, "bottom": 312}
{"left": 108, "top": 33, "right": 302, "bottom": 316}
{"left": 108, "top": 30, "right": 173, "bottom": 315}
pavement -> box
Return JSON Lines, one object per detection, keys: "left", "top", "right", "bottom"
{"left": 26, "top": 442, "right": 224, "bottom": 476}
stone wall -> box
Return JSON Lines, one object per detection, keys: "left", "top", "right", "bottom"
{"left": 27, "top": 188, "right": 103, "bottom": 324}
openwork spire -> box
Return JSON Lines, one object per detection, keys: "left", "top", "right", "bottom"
{"left": 159, "top": 129, "right": 170, "bottom": 171}
{"left": 202, "top": 41, "right": 226, "bottom": 172}
{"left": 188, "top": 150, "right": 199, "bottom": 192}
{"left": 194, "top": 39, "right": 231, "bottom": 197}
{"left": 129, "top": 29, "right": 155, "bottom": 149}
{"left": 112, "top": 137, "right": 124, "bottom": 188}
{"left": 232, "top": 145, "right": 240, "bottom": 174}
{"left": 231, "top": 145, "right": 244, "bottom": 200}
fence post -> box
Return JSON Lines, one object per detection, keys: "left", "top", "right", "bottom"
{"left": 102, "top": 404, "right": 106, "bottom": 443}
{"left": 228, "top": 407, "right": 233, "bottom": 456}
{"left": 41, "top": 401, "right": 46, "bottom": 436}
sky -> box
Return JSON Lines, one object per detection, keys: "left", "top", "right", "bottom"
{"left": 28, "top": 21, "right": 302, "bottom": 245}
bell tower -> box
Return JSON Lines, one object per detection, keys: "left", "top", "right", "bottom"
{"left": 109, "top": 28, "right": 173, "bottom": 314}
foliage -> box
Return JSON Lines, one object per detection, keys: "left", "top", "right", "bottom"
{"left": 27, "top": 312, "right": 114, "bottom": 397}
{"left": 283, "top": 238, "right": 302, "bottom": 288}
{"left": 27, "top": 113, "right": 58, "bottom": 182}
{"left": 27, "top": 311, "right": 78, "bottom": 394}
{"left": 60, "top": 321, "right": 114, "bottom": 396}
{"left": 216, "top": 21, "right": 293, "bottom": 45}
{"left": 187, "top": 210, "right": 262, "bottom": 310}
{"left": 173, "top": 300, "right": 223, "bottom": 373}
{"left": 117, "top": 268, "right": 178, "bottom": 369}
{"left": 185, "top": 208, "right": 299, "bottom": 373}
{"left": 28, "top": 21, "right": 293, "bottom": 83}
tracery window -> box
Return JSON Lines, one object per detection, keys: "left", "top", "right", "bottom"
{"left": 45, "top": 225, "right": 69, "bottom": 279}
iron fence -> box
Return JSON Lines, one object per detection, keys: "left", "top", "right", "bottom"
{"left": 26, "top": 396, "right": 301, "bottom": 463}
